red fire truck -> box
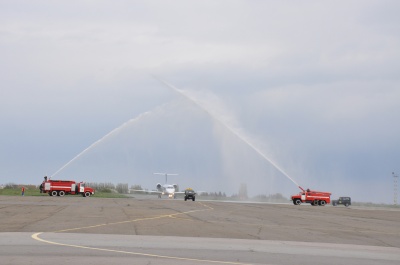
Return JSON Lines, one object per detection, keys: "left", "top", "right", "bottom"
{"left": 40, "top": 178, "right": 95, "bottom": 197}
{"left": 291, "top": 186, "right": 331, "bottom": 206}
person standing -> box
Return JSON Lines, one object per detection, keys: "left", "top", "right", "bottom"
{"left": 21, "top": 186, "right": 25, "bottom": 196}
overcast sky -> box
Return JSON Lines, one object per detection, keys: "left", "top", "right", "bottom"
{"left": 1, "top": 1, "right": 399, "bottom": 203}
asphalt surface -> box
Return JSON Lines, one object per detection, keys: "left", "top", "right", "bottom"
{"left": 0, "top": 195, "right": 399, "bottom": 265}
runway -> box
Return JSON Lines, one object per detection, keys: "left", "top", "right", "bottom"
{"left": 0, "top": 195, "right": 399, "bottom": 264}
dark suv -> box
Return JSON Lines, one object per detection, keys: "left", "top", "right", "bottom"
{"left": 332, "top": 197, "right": 351, "bottom": 207}
{"left": 184, "top": 189, "right": 196, "bottom": 201}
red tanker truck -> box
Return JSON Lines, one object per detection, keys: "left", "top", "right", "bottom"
{"left": 291, "top": 186, "right": 331, "bottom": 206}
{"left": 39, "top": 177, "right": 95, "bottom": 197}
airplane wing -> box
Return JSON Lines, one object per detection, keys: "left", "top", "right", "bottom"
{"left": 130, "top": 189, "right": 161, "bottom": 194}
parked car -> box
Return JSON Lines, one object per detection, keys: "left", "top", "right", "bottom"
{"left": 332, "top": 197, "right": 351, "bottom": 207}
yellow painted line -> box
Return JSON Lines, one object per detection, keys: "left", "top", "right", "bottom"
{"left": 31, "top": 232, "right": 253, "bottom": 265}
{"left": 169, "top": 215, "right": 194, "bottom": 221}
{"left": 198, "top": 201, "right": 214, "bottom": 210}
{"left": 53, "top": 207, "right": 209, "bottom": 233}
{"left": 53, "top": 214, "right": 176, "bottom": 233}
{"left": 31, "top": 202, "right": 257, "bottom": 264}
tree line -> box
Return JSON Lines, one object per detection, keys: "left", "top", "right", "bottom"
{"left": 86, "top": 182, "right": 129, "bottom": 194}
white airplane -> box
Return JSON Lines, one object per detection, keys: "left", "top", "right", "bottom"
{"left": 154, "top": 173, "right": 183, "bottom": 199}
{"left": 132, "top": 173, "right": 183, "bottom": 199}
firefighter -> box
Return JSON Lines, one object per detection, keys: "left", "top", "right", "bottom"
{"left": 21, "top": 186, "right": 25, "bottom": 196}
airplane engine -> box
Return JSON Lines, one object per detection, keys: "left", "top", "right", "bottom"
{"left": 156, "top": 183, "right": 162, "bottom": 191}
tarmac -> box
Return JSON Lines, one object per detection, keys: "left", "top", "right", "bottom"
{"left": 0, "top": 195, "right": 399, "bottom": 265}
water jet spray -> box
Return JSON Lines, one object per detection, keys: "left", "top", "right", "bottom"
{"left": 50, "top": 104, "right": 169, "bottom": 178}
{"left": 153, "top": 76, "right": 301, "bottom": 189}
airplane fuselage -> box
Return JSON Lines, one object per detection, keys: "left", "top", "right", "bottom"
{"left": 157, "top": 184, "right": 178, "bottom": 198}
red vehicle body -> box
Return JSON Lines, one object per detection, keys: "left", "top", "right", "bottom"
{"left": 291, "top": 186, "right": 331, "bottom": 206}
{"left": 40, "top": 179, "right": 95, "bottom": 197}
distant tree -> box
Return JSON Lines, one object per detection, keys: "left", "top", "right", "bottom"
{"left": 253, "top": 194, "right": 267, "bottom": 200}
{"left": 116, "top": 183, "right": 129, "bottom": 194}
{"left": 5, "top": 183, "right": 17, "bottom": 189}
{"left": 87, "top": 182, "right": 115, "bottom": 192}
{"left": 267, "top": 193, "right": 286, "bottom": 201}
{"left": 252, "top": 193, "right": 288, "bottom": 202}
{"left": 131, "top": 184, "right": 142, "bottom": 190}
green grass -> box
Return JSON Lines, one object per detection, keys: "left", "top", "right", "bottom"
{"left": 92, "top": 192, "right": 129, "bottom": 198}
{"left": 0, "top": 187, "right": 45, "bottom": 196}
{"left": 0, "top": 187, "right": 129, "bottom": 198}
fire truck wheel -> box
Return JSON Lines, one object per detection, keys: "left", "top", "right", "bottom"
{"left": 51, "top": 190, "right": 58, "bottom": 196}
{"left": 294, "top": 199, "right": 301, "bottom": 205}
{"left": 58, "top": 190, "right": 65, "bottom": 197}
{"left": 344, "top": 203, "right": 349, "bottom": 207}
{"left": 84, "top": 191, "right": 91, "bottom": 197}
{"left": 312, "top": 200, "right": 319, "bottom": 206}
{"left": 319, "top": 200, "right": 326, "bottom": 206}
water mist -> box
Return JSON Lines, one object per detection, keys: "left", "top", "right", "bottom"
{"left": 154, "top": 77, "right": 300, "bottom": 188}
